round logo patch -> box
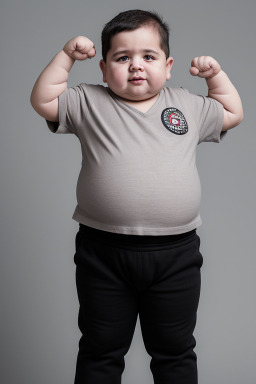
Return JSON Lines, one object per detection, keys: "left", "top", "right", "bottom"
{"left": 161, "top": 108, "right": 188, "bottom": 135}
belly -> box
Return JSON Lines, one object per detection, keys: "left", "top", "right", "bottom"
{"left": 76, "top": 159, "right": 201, "bottom": 229}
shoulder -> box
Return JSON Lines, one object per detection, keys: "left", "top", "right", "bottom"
{"left": 163, "top": 86, "right": 190, "bottom": 95}
{"left": 63, "top": 83, "right": 110, "bottom": 108}
{"left": 162, "top": 86, "right": 193, "bottom": 99}
{"left": 75, "top": 83, "right": 108, "bottom": 96}
{"left": 162, "top": 86, "right": 194, "bottom": 105}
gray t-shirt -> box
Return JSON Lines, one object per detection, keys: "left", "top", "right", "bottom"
{"left": 46, "top": 84, "right": 225, "bottom": 235}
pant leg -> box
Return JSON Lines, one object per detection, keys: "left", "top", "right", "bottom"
{"left": 138, "top": 233, "right": 203, "bottom": 384}
{"left": 73, "top": 228, "right": 139, "bottom": 384}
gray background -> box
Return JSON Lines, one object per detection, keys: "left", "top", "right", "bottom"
{"left": 1, "top": 0, "right": 255, "bottom": 383}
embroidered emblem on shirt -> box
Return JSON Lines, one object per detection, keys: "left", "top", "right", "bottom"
{"left": 161, "top": 108, "right": 188, "bottom": 135}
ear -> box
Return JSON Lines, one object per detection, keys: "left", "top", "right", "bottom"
{"left": 99, "top": 59, "right": 107, "bottom": 83}
{"left": 166, "top": 57, "right": 174, "bottom": 81}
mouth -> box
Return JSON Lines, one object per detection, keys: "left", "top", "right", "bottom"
{"left": 129, "top": 77, "right": 146, "bottom": 84}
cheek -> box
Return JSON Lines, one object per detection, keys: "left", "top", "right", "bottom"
{"left": 151, "top": 66, "right": 169, "bottom": 84}
{"left": 148, "top": 71, "right": 166, "bottom": 86}
{"left": 108, "top": 67, "right": 126, "bottom": 87}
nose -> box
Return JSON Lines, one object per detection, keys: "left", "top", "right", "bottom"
{"left": 130, "top": 60, "right": 144, "bottom": 72}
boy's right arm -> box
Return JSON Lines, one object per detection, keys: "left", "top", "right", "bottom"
{"left": 30, "top": 36, "right": 96, "bottom": 122}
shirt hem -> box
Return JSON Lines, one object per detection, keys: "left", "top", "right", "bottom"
{"left": 72, "top": 210, "right": 202, "bottom": 235}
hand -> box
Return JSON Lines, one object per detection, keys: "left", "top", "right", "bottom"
{"left": 63, "top": 36, "right": 96, "bottom": 61}
{"left": 190, "top": 56, "right": 221, "bottom": 79}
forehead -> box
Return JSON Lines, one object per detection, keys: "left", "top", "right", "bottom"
{"left": 109, "top": 25, "right": 162, "bottom": 52}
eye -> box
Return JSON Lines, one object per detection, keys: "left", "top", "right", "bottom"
{"left": 144, "top": 55, "right": 154, "bottom": 61}
{"left": 117, "top": 56, "right": 129, "bottom": 62}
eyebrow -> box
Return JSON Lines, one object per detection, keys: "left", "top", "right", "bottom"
{"left": 111, "top": 49, "right": 160, "bottom": 59}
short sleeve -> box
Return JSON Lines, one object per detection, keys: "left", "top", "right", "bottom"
{"left": 45, "top": 84, "right": 90, "bottom": 135}
{"left": 182, "top": 88, "right": 226, "bottom": 144}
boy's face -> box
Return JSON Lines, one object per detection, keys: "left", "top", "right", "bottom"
{"left": 99, "top": 25, "right": 174, "bottom": 102}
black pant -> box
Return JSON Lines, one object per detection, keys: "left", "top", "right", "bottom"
{"left": 74, "top": 224, "right": 203, "bottom": 384}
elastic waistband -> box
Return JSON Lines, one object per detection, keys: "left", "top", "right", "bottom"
{"left": 78, "top": 224, "right": 196, "bottom": 248}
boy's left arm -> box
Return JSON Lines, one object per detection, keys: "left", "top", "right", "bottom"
{"left": 190, "top": 56, "right": 244, "bottom": 131}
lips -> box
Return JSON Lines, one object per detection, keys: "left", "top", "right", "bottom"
{"left": 128, "top": 77, "right": 146, "bottom": 84}
{"left": 129, "top": 77, "right": 145, "bottom": 81}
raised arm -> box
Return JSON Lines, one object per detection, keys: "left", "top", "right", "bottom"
{"left": 190, "top": 56, "right": 244, "bottom": 131}
{"left": 30, "top": 36, "right": 96, "bottom": 122}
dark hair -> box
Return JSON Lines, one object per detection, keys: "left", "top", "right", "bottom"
{"left": 101, "top": 9, "right": 170, "bottom": 62}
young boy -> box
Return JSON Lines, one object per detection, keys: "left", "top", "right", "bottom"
{"left": 30, "top": 9, "right": 243, "bottom": 384}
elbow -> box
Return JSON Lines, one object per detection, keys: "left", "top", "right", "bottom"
{"left": 238, "top": 109, "right": 244, "bottom": 124}
{"left": 237, "top": 100, "right": 244, "bottom": 125}
{"left": 222, "top": 108, "right": 244, "bottom": 131}
{"left": 234, "top": 109, "right": 244, "bottom": 128}
{"left": 30, "top": 97, "right": 38, "bottom": 114}
{"left": 232, "top": 111, "right": 244, "bottom": 129}
{"left": 30, "top": 96, "right": 36, "bottom": 110}
{"left": 30, "top": 93, "right": 43, "bottom": 117}
{"left": 30, "top": 90, "right": 38, "bottom": 112}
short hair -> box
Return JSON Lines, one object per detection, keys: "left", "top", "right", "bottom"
{"left": 101, "top": 9, "right": 170, "bottom": 62}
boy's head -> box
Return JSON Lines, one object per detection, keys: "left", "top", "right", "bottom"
{"left": 101, "top": 9, "right": 170, "bottom": 62}
{"left": 99, "top": 9, "right": 174, "bottom": 104}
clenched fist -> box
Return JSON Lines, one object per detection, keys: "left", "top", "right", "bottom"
{"left": 190, "top": 56, "right": 221, "bottom": 79}
{"left": 63, "top": 36, "right": 96, "bottom": 61}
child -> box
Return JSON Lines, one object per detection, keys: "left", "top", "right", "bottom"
{"left": 30, "top": 9, "right": 243, "bottom": 384}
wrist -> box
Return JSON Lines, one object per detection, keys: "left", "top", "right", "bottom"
{"left": 206, "top": 70, "right": 226, "bottom": 91}
{"left": 206, "top": 68, "right": 223, "bottom": 80}
{"left": 61, "top": 49, "right": 76, "bottom": 65}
